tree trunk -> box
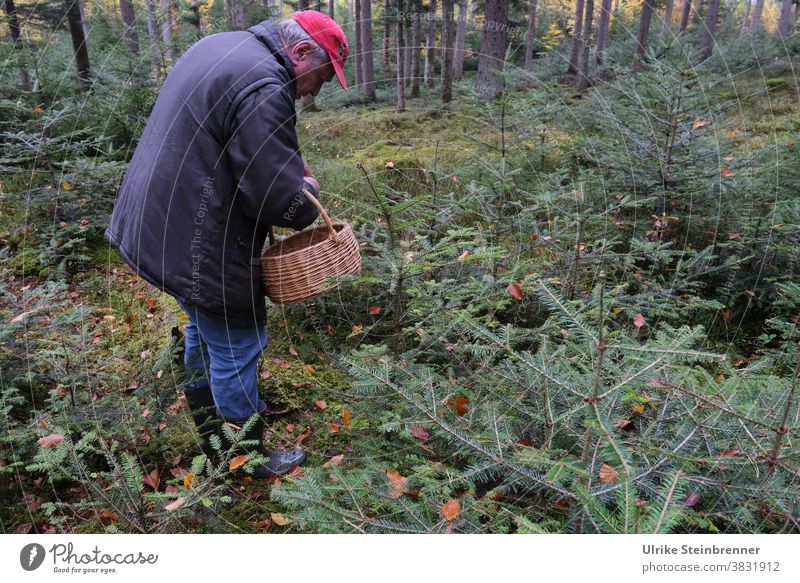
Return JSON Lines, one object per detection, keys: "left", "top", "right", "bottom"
{"left": 596, "top": 0, "right": 612, "bottom": 64}
{"left": 3, "top": 0, "right": 31, "bottom": 90}
{"left": 632, "top": 0, "right": 655, "bottom": 73}
{"left": 354, "top": 0, "right": 363, "bottom": 88}
{"left": 384, "top": 0, "right": 391, "bottom": 72}
{"left": 699, "top": 0, "right": 719, "bottom": 60}
{"left": 567, "top": 0, "right": 584, "bottom": 76}
{"left": 741, "top": 0, "right": 752, "bottom": 32}
{"left": 329, "top": 0, "right": 334, "bottom": 18}
{"left": 661, "top": 0, "right": 673, "bottom": 39}
{"left": 119, "top": 0, "right": 140, "bottom": 55}
{"left": 66, "top": 0, "right": 91, "bottom": 92}
{"left": 144, "top": 0, "right": 162, "bottom": 80}
{"left": 453, "top": 0, "right": 467, "bottom": 79}
{"left": 404, "top": 17, "right": 412, "bottom": 87}
{"left": 778, "top": 0, "right": 793, "bottom": 37}
{"left": 440, "top": 0, "right": 454, "bottom": 102}
{"left": 361, "top": 0, "right": 377, "bottom": 100}
{"left": 577, "top": 0, "right": 594, "bottom": 90}
{"left": 424, "top": 0, "right": 437, "bottom": 87}
{"left": 161, "top": 0, "right": 175, "bottom": 62}
{"left": 397, "top": 0, "right": 406, "bottom": 111}
{"left": 411, "top": 0, "right": 422, "bottom": 96}
{"left": 750, "top": 0, "right": 765, "bottom": 32}
{"left": 679, "top": 0, "right": 691, "bottom": 34}
{"left": 524, "top": 0, "right": 538, "bottom": 70}
{"left": 475, "top": 0, "right": 508, "bottom": 99}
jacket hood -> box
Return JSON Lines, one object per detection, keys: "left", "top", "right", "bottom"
{"left": 247, "top": 20, "right": 297, "bottom": 96}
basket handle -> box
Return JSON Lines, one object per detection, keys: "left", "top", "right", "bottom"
{"left": 268, "top": 188, "right": 341, "bottom": 246}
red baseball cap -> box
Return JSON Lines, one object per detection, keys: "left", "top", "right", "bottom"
{"left": 291, "top": 10, "right": 349, "bottom": 91}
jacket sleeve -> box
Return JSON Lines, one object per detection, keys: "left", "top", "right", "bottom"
{"left": 225, "top": 82, "right": 320, "bottom": 230}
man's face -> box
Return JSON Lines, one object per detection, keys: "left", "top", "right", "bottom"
{"left": 288, "top": 41, "right": 335, "bottom": 100}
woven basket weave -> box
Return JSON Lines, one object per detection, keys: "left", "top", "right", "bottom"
{"left": 261, "top": 189, "right": 361, "bottom": 304}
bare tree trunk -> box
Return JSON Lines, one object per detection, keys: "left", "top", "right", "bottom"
{"left": 161, "top": 0, "right": 175, "bottom": 62}
{"left": 577, "top": 0, "right": 594, "bottom": 90}
{"left": 596, "top": 0, "right": 612, "bottom": 64}
{"left": 440, "top": 0, "right": 454, "bottom": 102}
{"left": 699, "top": 0, "right": 720, "bottom": 60}
{"left": 567, "top": 0, "right": 585, "bottom": 76}
{"left": 424, "top": 0, "right": 437, "bottom": 87}
{"left": 354, "top": 0, "right": 363, "bottom": 88}
{"left": 384, "top": 0, "right": 391, "bottom": 72}
{"left": 3, "top": 0, "right": 31, "bottom": 90}
{"left": 741, "top": 0, "right": 752, "bottom": 32}
{"left": 361, "top": 0, "right": 377, "bottom": 100}
{"left": 632, "top": 0, "right": 655, "bottom": 73}
{"left": 453, "top": 0, "right": 467, "bottom": 79}
{"left": 661, "top": 0, "right": 674, "bottom": 39}
{"left": 475, "top": 0, "right": 508, "bottom": 99}
{"left": 329, "top": 0, "right": 334, "bottom": 18}
{"left": 404, "top": 19, "right": 412, "bottom": 87}
{"left": 119, "top": 0, "right": 141, "bottom": 55}
{"left": 778, "top": 0, "right": 793, "bottom": 37}
{"left": 397, "top": 0, "right": 406, "bottom": 111}
{"left": 411, "top": 0, "right": 422, "bottom": 96}
{"left": 144, "top": 0, "right": 162, "bottom": 80}
{"left": 750, "top": 0, "right": 765, "bottom": 32}
{"left": 524, "top": 0, "right": 538, "bottom": 70}
{"left": 679, "top": 0, "right": 691, "bottom": 34}
{"left": 66, "top": 0, "right": 91, "bottom": 92}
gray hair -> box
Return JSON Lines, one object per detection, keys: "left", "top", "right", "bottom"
{"left": 276, "top": 18, "right": 329, "bottom": 68}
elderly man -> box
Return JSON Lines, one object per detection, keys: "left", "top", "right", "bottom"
{"left": 104, "top": 11, "right": 349, "bottom": 478}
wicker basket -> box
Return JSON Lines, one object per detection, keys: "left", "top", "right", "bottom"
{"left": 261, "top": 189, "right": 361, "bottom": 304}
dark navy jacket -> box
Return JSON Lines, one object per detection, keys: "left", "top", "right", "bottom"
{"left": 105, "top": 20, "right": 319, "bottom": 325}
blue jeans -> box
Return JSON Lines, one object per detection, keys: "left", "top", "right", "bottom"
{"left": 177, "top": 299, "right": 268, "bottom": 421}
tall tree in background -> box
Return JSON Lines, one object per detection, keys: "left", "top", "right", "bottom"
{"left": 424, "top": 0, "right": 437, "bottom": 87}
{"left": 161, "top": 0, "right": 176, "bottom": 62}
{"left": 524, "top": 0, "right": 538, "bottom": 70}
{"left": 328, "top": 0, "right": 334, "bottom": 18}
{"left": 475, "top": 0, "right": 508, "bottom": 99}
{"left": 119, "top": 0, "right": 141, "bottom": 56}
{"left": 145, "top": 0, "right": 162, "bottom": 80}
{"left": 3, "top": 0, "right": 31, "bottom": 90}
{"left": 679, "top": 0, "right": 691, "bottom": 34}
{"left": 440, "top": 0, "right": 454, "bottom": 102}
{"left": 396, "top": 0, "right": 406, "bottom": 111}
{"left": 632, "top": 0, "right": 655, "bottom": 73}
{"left": 699, "top": 0, "right": 719, "bottom": 61}
{"left": 361, "top": 0, "right": 377, "bottom": 100}
{"left": 411, "top": 0, "right": 422, "bottom": 96}
{"left": 778, "top": 0, "right": 794, "bottom": 37}
{"left": 566, "top": 0, "right": 584, "bottom": 76}
{"left": 66, "top": 0, "right": 91, "bottom": 92}
{"left": 741, "top": 0, "right": 753, "bottom": 31}
{"left": 453, "top": 0, "right": 467, "bottom": 79}
{"left": 354, "top": 0, "right": 363, "bottom": 88}
{"left": 577, "top": 0, "right": 594, "bottom": 90}
{"left": 596, "top": 0, "right": 612, "bottom": 64}
{"left": 384, "top": 0, "right": 391, "bottom": 72}
{"left": 661, "top": 0, "right": 674, "bottom": 38}
{"left": 226, "top": 0, "right": 246, "bottom": 29}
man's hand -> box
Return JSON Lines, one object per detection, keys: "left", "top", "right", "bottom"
{"left": 304, "top": 176, "right": 320, "bottom": 193}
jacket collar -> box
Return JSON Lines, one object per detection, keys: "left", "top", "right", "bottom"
{"left": 247, "top": 20, "right": 297, "bottom": 96}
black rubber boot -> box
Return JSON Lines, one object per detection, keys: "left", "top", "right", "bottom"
{"left": 221, "top": 416, "right": 306, "bottom": 478}
{"left": 183, "top": 387, "right": 221, "bottom": 462}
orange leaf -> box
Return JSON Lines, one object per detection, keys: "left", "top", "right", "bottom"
{"left": 271, "top": 512, "right": 291, "bottom": 526}
{"left": 412, "top": 426, "right": 430, "bottom": 440}
{"left": 97, "top": 510, "right": 119, "bottom": 525}
{"left": 632, "top": 403, "right": 646, "bottom": 415}
{"left": 720, "top": 166, "right": 736, "bottom": 177}
{"left": 719, "top": 450, "right": 741, "bottom": 458}
{"left": 442, "top": 499, "right": 461, "bottom": 521}
{"left": 507, "top": 282, "right": 524, "bottom": 301}
{"left": 229, "top": 455, "right": 249, "bottom": 471}
{"left": 286, "top": 423, "right": 295, "bottom": 433}
{"left": 447, "top": 396, "right": 470, "bottom": 416}
{"left": 143, "top": 468, "right": 160, "bottom": 491}
{"left": 37, "top": 434, "right": 65, "bottom": 448}
{"left": 323, "top": 454, "right": 345, "bottom": 468}
{"left": 165, "top": 497, "right": 186, "bottom": 512}
{"left": 252, "top": 519, "right": 272, "bottom": 531}
{"left": 368, "top": 305, "right": 382, "bottom": 315}
{"left": 273, "top": 358, "right": 290, "bottom": 369}
{"left": 303, "top": 364, "right": 316, "bottom": 376}
{"left": 633, "top": 313, "right": 646, "bottom": 329}
{"left": 351, "top": 325, "right": 364, "bottom": 333}
{"left": 342, "top": 408, "right": 350, "bottom": 427}
{"left": 183, "top": 472, "right": 194, "bottom": 489}
{"left": 328, "top": 422, "right": 340, "bottom": 433}
{"left": 315, "top": 400, "right": 327, "bottom": 410}
{"left": 692, "top": 118, "right": 707, "bottom": 129}
{"left": 599, "top": 463, "right": 619, "bottom": 484}
{"left": 387, "top": 470, "right": 410, "bottom": 498}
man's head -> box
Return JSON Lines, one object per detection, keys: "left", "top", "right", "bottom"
{"left": 276, "top": 11, "right": 349, "bottom": 100}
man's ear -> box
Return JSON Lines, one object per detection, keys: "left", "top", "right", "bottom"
{"left": 292, "top": 41, "right": 314, "bottom": 62}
